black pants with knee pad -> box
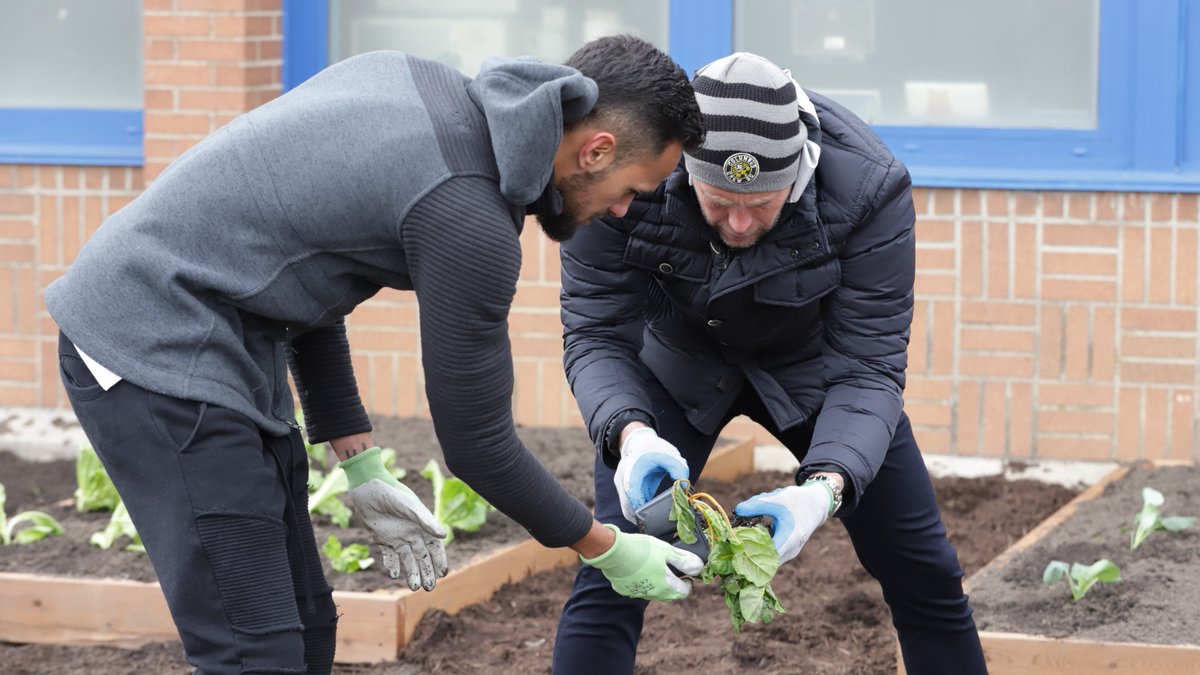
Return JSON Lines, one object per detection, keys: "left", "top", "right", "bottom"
{"left": 58, "top": 333, "right": 338, "bottom": 674}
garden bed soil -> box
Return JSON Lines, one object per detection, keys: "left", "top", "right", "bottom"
{"left": 966, "top": 463, "right": 1200, "bottom": 646}
{"left": 1, "top": 416, "right": 1080, "bottom": 674}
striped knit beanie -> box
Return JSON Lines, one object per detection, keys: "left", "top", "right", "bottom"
{"left": 684, "top": 52, "right": 820, "bottom": 202}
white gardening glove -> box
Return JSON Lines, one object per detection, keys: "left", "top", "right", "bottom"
{"left": 341, "top": 447, "right": 449, "bottom": 591}
{"left": 613, "top": 426, "right": 689, "bottom": 524}
{"left": 733, "top": 482, "right": 834, "bottom": 564}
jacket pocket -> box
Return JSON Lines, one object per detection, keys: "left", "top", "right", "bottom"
{"left": 754, "top": 257, "right": 841, "bottom": 307}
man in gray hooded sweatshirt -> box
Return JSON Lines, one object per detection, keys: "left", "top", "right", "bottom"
{"left": 45, "top": 35, "right": 706, "bottom": 675}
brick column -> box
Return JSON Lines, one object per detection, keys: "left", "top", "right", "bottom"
{"left": 143, "top": 0, "right": 283, "bottom": 181}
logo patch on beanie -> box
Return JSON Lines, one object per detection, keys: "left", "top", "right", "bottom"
{"left": 722, "top": 153, "right": 760, "bottom": 185}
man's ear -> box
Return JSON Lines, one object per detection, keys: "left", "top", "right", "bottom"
{"left": 577, "top": 131, "right": 617, "bottom": 173}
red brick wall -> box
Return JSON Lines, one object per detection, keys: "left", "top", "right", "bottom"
{"left": 1, "top": 2, "right": 1196, "bottom": 464}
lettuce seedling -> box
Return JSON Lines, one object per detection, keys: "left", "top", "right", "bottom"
{"left": 308, "top": 447, "right": 406, "bottom": 528}
{"left": 0, "top": 483, "right": 65, "bottom": 545}
{"left": 322, "top": 535, "right": 375, "bottom": 573}
{"left": 90, "top": 499, "right": 145, "bottom": 553}
{"left": 75, "top": 444, "right": 120, "bottom": 512}
{"left": 1042, "top": 559, "right": 1121, "bottom": 601}
{"left": 420, "top": 459, "right": 495, "bottom": 544}
{"left": 1129, "top": 487, "right": 1195, "bottom": 550}
{"left": 669, "top": 480, "right": 785, "bottom": 633}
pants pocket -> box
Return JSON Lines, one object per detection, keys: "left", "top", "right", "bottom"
{"left": 195, "top": 512, "right": 303, "bottom": 635}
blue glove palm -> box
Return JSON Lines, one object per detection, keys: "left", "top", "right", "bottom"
{"left": 613, "top": 427, "right": 689, "bottom": 523}
{"left": 733, "top": 483, "right": 832, "bottom": 564}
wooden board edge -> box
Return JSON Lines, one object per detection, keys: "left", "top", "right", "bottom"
{"left": 392, "top": 538, "right": 578, "bottom": 650}
{"left": 703, "top": 435, "right": 755, "bottom": 483}
{"left": 979, "top": 631, "right": 1200, "bottom": 674}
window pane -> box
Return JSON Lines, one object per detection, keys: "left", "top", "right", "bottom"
{"left": 733, "top": 0, "right": 1098, "bottom": 129}
{"left": 0, "top": 1, "right": 143, "bottom": 109}
{"left": 329, "top": 0, "right": 669, "bottom": 76}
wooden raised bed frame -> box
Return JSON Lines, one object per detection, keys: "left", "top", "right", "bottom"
{"left": 922, "top": 460, "right": 1200, "bottom": 675}
{"left": 0, "top": 436, "right": 755, "bottom": 663}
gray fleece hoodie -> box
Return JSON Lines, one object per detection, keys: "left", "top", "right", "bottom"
{"left": 45, "top": 51, "right": 597, "bottom": 547}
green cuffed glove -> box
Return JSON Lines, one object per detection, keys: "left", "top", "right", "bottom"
{"left": 341, "top": 447, "right": 449, "bottom": 591}
{"left": 581, "top": 524, "right": 704, "bottom": 601}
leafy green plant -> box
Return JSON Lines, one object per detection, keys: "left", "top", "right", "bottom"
{"left": 308, "top": 466, "right": 353, "bottom": 527}
{"left": 669, "top": 480, "right": 785, "bottom": 632}
{"left": 420, "top": 459, "right": 495, "bottom": 544}
{"left": 0, "top": 483, "right": 65, "bottom": 545}
{"left": 1129, "top": 487, "right": 1195, "bottom": 550}
{"left": 90, "top": 500, "right": 145, "bottom": 553}
{"left": 307, "top": 448, "right": 407, "bottom": 528}
{"left": 74, "top": 444, "right": 120, "bottom": 512}
{"left": 1042, "top": 559, "right": 1121, "bottom": 601}
{"left": 323, "top": 535, "right": 374, "bottom": 573}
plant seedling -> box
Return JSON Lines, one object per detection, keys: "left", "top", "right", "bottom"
{"left": 90, "top": 499, "right": 145, "bottom": 553}
{"left": 323, "top": 535, "right": 375, "bottom": 573}
{"left": 420, "top": 459, "right": 495, "bottom": 544}
{"left": 1129, "top": 487, "right": 1195, "bottom": 550}
{"left": 668, "top": 480, "right": 785, "bottom": 633}
{"left": 74, "top": 444, "right": 120, "bottom": 512}
{"left": 1042, "top": 559, "right": 1121, "bottom": 601}
{"left": 0, "top": 483, "right": 65, "bottom": 545}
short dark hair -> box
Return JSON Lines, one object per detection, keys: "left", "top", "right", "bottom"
{"left": 565, "top": 34, "right": 705, "bottom": 162}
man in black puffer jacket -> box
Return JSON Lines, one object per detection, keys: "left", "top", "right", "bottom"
{"left": 554, "top": 52, "right": 987, "bottom": 675}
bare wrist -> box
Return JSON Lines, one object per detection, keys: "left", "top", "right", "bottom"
{"left": 570, "top": 519, "right": 618, "bottom": 559}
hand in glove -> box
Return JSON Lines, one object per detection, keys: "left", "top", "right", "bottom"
{"left": 613, "top": 427, "right": 689, "bottom": 523}
{"left": 733, "top": 481, "right": 835, "bottom": 564}
{"left": 581, "top": 524, "right": 704, "bottom": 601}
{"left": 341, "top": 447, "right": 449, "bottom": 591}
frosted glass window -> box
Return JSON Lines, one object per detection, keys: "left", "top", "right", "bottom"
{"left": 0, "top": 1, "right": 143, "bottom": 109}
{"left": 329, "top": 0, "right": 669, "bottom": 76}
{"left": 734, "top": 0, "right": 1099, "bottom": 129}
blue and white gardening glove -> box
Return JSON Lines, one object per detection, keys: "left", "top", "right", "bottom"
{"left": 613, "top": 427, "right": 690, "bottom": 524}
{"left": 733, "top": 482, "right": 835, "bottom": 564}
{"left": 581, "top": 524, "right": 705, "bottom": 601}
{"left": 341, "top": 447, "right": 449, "bottom": 592}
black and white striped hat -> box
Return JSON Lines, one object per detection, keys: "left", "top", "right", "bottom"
{"left": 684, "top": 52, "right": 819, "bottom": 199}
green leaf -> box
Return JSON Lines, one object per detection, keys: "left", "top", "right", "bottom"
{"left": 731, "top": 525, "right": 779, "bottom": 587}
{"left": 1042, "top": 560, "right": 1069, "bottom": 585}
{"left": 308, "top": 466, "right": 352, "bottom": 528}
{"left": 669, "top": 482, "right": 698, "bottom": 544}
{"left": 1066, "top": 559, "right": 1121, "bottom": 601}
{"left": 323, "top": 535, "right": 375, "bottom": 573}
{"left": 1161, "top": 516, "right": 1196, "bottom": 532}
{"left": 74, "top": 445, "right": 120, "bottom": 512}
{"left": 737, "top": 583, "right": 767, "bottom": 626}
{"left": 89, "top": 500, "right": 143, "bottom": 553}
{"left": 421, "top": 459, "right": 494, "bottom": 544}
{"left": 8, "top": 511, "right": 65, "bottom": 544}
{"left": 379, "top": 448, "right": 407, "bottom": 481}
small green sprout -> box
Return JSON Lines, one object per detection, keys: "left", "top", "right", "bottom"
{"left": 90, "top": 500, "right": 145, "bottom": 553}
{"left": 323, "top": 535, "right": 374, "bottom": 573}
{"left": 1042, "top": 559, "right": 1121, "bottom": 601}
{"left": 420, "top": 459, "right": 495, "bottom": 544}
{"left": 75, "top": 445, "right": 120, "bottom": 512}
{"left": 0, "top": 483, "right": 65, "bottom": 545}
{"left": 1129, "top": 487, "right": 1195, "bottom": 550}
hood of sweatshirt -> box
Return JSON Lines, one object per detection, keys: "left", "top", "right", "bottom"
{"left": 467, "top": 56, "right": 598, "bottom": 206}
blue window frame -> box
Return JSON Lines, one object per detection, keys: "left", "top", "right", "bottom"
{"left": 283, "top": 0, "right": 1200, "bottom": 192}
{"left": 0, "top": 109, "right": 142, "bottom": 166}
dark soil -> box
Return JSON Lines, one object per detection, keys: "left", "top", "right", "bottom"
{"left": 967, "top": 463, "right": 1200, "bottom": 645}
{"left": 0, "top": 416, "right": 1079, "bottom": 674}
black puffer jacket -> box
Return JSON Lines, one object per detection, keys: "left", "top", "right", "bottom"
{"left": 560, "top": 91, "right": 915, "bottom": 514}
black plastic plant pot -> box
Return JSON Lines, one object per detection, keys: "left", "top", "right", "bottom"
{"left": 633, "top": 489, "right": 710, "bottom": 563}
